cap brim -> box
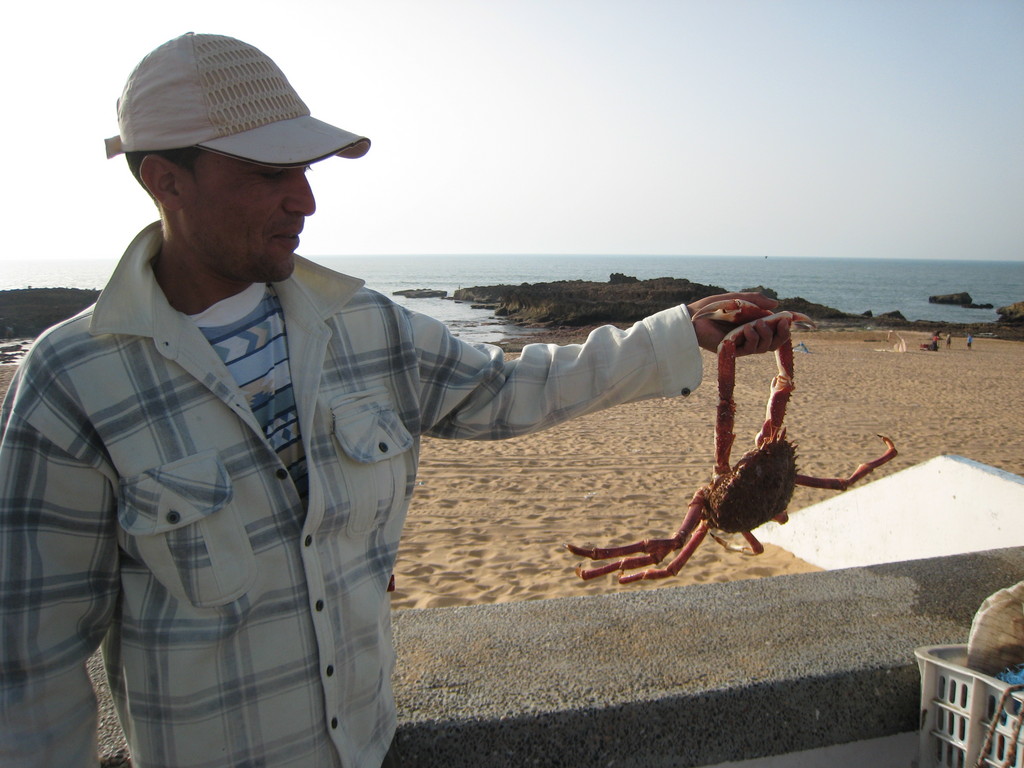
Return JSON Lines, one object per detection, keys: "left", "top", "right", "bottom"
{"left": 198, "top": 115, "right": 370, "bottom": 166}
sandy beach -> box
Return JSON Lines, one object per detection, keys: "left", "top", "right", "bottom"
{"left": 2, "top": 328, "right": 1021, "bottom": 612}
{"left": 390, "top": 328, "right": 1024, "bottom": 609}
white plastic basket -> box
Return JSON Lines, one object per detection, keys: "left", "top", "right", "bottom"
{"left": 916, "top": 645, "right": 1024, "bottom": 768}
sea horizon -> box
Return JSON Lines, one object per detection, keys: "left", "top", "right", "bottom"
{"left": 3, "top": 253, "right": 1021, "bottom": 345}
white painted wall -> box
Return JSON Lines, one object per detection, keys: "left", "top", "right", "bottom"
{"left": 759, "top": 456, "right": 1024, "bottom": 570}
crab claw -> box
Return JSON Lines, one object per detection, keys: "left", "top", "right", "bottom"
{"left": 690, "top": 299, "right": 774, "bottom": 326}
{"left": 776, "top": 310, "right": 815, "bottom": 331}
{"left": 693, "top": 300, "right": 816, "bottom": 331}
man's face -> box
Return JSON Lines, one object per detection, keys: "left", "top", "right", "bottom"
{"left": 173, "top": 151, "right": 317, "bottom": 288}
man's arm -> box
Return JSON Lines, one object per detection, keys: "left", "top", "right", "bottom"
{"left": 420, "top": 291, "right": 792, "bottom": 441}
{"left": 0, "top": 367, "right": 119, "bottom": 767}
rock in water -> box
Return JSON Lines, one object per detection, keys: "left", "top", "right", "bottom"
{"left": 393, "top": 289, "right": 448, "bottom": 299}
{"left": 929, "top": 292, "right": 973, "bottom": 305}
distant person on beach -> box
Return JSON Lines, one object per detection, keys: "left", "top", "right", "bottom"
{"left": 968, "top": 333, "right": 974, "bottom": 349}
{"left": 0, "top": 33, "right": 794, "bottom": 768}
{"left": 945, "top": 333, "right": 952, "bottom": 349}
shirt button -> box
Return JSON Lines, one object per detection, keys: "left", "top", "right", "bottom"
{"left": 315, "top": 600, "right": 324, "bottom": 611}
{"left": 326, "top": 665, "right": 334, "bottom": 676}
{"left": 681, "top": 387, "right": 691, "bottom": 396}
{"left": 378, "top": 442, "right": 389, "bottom": 453}
{"left": 331, "top": 717, "right": 338, "bottom": 729}
{"left": 304, "top": 535, "right": 313, "bottom": 547}
{"left": 276, "top": 468, "right": 289, "bottom": 480}
{"left": 166, "top": 510, "right": 181, "bottom": 524}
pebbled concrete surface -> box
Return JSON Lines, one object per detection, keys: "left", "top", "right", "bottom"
{"left": 391, "top": 547, "right": 1024, "bottom": 767}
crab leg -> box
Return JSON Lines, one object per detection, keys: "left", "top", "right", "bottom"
{"left": 755, "top": 311, "right": 814, "bottom": 444}
{"left": 755, "top": 341, "right": 795, "bottom": 445}
{"left": 619, "top": 521, "right": 710, "bottom": 583}
{"left": 697, "top": 303, "right": 813, "bottom": 471}
{"left": 565, "top": 488, "right": 708, "bottom": 581}
{"left": 566, "top": 538, "right": 682, "bottom": 581}
{"left": 794, "top": 435, "right": 898, "bottom": 490}
{"left": 715, "top": 336, "right": 739, "bottom": 475}
{"left": 692, "top": 300, "right": 772, "bottom": 476}
{"left": 709, "top": 529, "right": 766, "bottom": 555}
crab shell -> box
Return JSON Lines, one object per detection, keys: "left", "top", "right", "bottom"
{"left": 704, "top": 433, "right": 797, "bottom": 534}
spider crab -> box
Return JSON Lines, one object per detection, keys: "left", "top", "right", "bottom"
{"left": 565, "top": 299, "right": 897, "bottom": 583}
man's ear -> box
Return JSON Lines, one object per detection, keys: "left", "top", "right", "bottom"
{"left": 139, "top": 155, "right": 192, "bottom": 211}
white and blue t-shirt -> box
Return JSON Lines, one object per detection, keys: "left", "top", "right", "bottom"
{"left": 190, "top": 283, "right": 307, "bottom": 500}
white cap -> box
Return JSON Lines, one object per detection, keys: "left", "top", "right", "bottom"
{"left": 105, "top": 33, "right": 370, "bottom": 166}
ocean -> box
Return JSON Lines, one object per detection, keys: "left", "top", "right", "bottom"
{"left": 3, "top": 254, "right": 1021, "bottom": 345}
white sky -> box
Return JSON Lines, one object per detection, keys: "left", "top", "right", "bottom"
{"left": 6, "top": 0, "right": 1023, "bottom": 261}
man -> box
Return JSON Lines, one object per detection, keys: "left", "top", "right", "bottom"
{"left": 0, "top": 33, "right": 792, "bottom": 768}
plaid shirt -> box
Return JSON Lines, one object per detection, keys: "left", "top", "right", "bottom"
{"left": 0, "top": 222, "right": 703, "bottom": 768}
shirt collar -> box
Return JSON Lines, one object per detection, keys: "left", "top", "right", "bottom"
{"left": 90, "top": 222, "right": 366, "bottom": 338}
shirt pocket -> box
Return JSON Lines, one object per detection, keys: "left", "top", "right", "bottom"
{"left": 330, "top": 387, "right": 414, "bottom": 534}
{"left": 118, "top": 450, "right": 257, "bottom": 608}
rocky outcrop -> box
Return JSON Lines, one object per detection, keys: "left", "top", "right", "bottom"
{"left": 997, "top": 301, "right": 1024, "bottom": 323}
{"left": 930, "top": 292, "right": 973, "bottom": 305}
{"left": 609, "top": 273, "right": 639, "bottom": 284}
{"left": 393, "top": 288, "right": 448, "bottom": 299}
{"left": 454, "top": 275, "right": 731, "bottom": 326}
{"left": 775, "top": 296, "right": 862, "bottom": 321}
{"left": 878, "top": 310, "right": 908, "bottom": 321}
{"left": 453, "top": 275, "right": 876, "bottom": 327}
{"left": 927, "top": 292, "right": 992, "bottom": 309}
{"left": 741, "top": 285, "right": 778, "bottom": 300}
{"left": 455, "top": 275, "right": 1024, "bottom": 343}
{"left": 0, "top": 288, "right": 100, "bottom": 339}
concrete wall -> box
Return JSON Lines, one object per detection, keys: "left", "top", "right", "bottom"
{"left": 392, "top": 547, "right": 1024, "bottom": 767}
{"left": 392, "top": 458, "right": 1024, "bottom": 766}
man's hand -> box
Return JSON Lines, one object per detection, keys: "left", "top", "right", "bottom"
{"left": 687, "top": 292, "right": 793, "bottom": 356}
